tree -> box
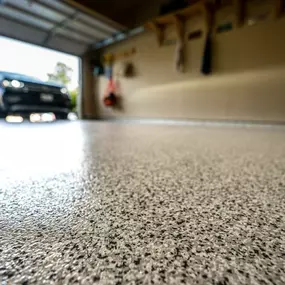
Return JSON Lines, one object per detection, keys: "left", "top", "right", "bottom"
{"left": 47, "top": 62, "right": 73, "bottom": 86}
{"left": 69, "top": 88, "right": 78, "bottom": 111}
{"left": 47, "top": 62, "right": 79, "bottom": 112}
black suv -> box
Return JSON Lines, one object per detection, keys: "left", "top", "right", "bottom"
{"left": 0, "top": 71, "right": 71, "bottom": 119}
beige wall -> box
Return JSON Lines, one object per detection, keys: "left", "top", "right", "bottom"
{"left": 95, "top": 12, "right": 285, "bottom": 123}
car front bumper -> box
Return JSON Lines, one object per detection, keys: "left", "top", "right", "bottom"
{"left": 2, "top": 89, "right": 71, "bottom": 116}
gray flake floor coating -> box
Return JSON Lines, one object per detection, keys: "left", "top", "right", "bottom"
{"left": 0, "top": 121, "right": 284, "bottom": 285}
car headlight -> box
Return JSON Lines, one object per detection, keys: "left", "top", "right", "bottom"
{"left": 1, "top": 79, "right": 24, "bottom": 88}
{"left": 2, "top": 80, "right": 11, "bottom": 87}
{"left": 60, "top": 87, "right": 68, "bottom": 94}
{"left": 11, "top": 80, "right": 24, "bottom": 88}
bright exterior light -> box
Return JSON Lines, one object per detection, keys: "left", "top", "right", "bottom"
{"left": 5, "top": 115, "right": 24, "bottom": 123}
{"left": 30, "top": 113, "right": 41, "bottom": 123}
{"left": 11, "top": 80, "right": 24, "bottom": 88}
{"left": 60, "top": 88, "right": 68, "bottom": 94}
{"left": 2, "top": 80, "right": 11, "bottom": 87}
{"left": 67, "top": 112, "right": 78, "bottom": 121}
{"left": 30, "top": 113, "right": 56, "bottom": 123}
{"left": 41, "top": 113, "right": 56, "bottom": 122}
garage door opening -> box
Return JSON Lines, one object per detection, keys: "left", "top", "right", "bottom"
{"left": 0, "top": 35, "right": 80, "bottom": 122}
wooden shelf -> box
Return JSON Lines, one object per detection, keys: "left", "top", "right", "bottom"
{"left": 145, "top": 22, "right": 165, "bottom": 45}
{"left": 234, "top": 0, "right": 245, "bottom": 28}
{"left": 145, "top": 0, "right": 210, "bottom": 45}
{"left": 145, "top": 0, "right": 284, "bottom": 46}
{"left": 275, "top": 0, "right": 285, "bottom": 18}
{"left": 146, "top": 1, "right": 207, "bottom": 26}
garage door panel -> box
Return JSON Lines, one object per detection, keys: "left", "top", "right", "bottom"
{"left": 39, "top": 0, "right": 76, "bottom": 16}
{"left": 67, "top": 21, "right": 112, "bottom": 41}
{"left": 56, "top": 27, "right": 94, "bottom": 44}
{"left": 0, "top": 17, "right": 47, "bottom": 45}
{"left": 77, "top": 13, "right": 118, "bottom": 34}
{"left": 0, "top": 0, "right": 123, "bottom": 56}
{"left": 0, "top": 5, "right": 53, "bottom": 30}
{"left": 5, "top": 0, "right": 66, "bottom": 23}
{"left": 47, "top": 35, "right": 87, "bottom": 55}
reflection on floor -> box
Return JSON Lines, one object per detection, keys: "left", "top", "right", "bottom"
{"left": 0, "top": 120, "right": 284, "bottom": 284}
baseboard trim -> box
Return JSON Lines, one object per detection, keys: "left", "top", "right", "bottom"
{"left": 94, "top": 117, "right": 285, "bottom": 128}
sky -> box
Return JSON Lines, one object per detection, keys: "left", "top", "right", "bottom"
{"left": 0, "top": 36, "right": 79, "bottom": 90}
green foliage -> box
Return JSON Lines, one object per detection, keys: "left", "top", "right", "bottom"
{"left": 47, "top": 62, "right": 78, "bottom": 111}
{"left": 70, "top": 88, "right": 78, "bottom": 112}
{"left": 47, "top": 62, "right": 73, "bottom": 86}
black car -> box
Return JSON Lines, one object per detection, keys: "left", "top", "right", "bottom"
{"left": 0, "top": 71, "right": 71, "bottom": 119}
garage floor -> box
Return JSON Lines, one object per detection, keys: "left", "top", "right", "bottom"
{"left": 0, "top": 121, "right": 284, "bottom": 284}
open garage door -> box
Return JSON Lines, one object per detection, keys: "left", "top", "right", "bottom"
{"left": 0, "top": 0, "right": 124, "bottom": 56}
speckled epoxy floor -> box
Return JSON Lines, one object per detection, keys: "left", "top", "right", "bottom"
{"left": 0, "top": 120, "right": 285, "bottom": 285}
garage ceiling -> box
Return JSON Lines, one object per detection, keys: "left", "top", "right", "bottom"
{"left": 0, "top": 0, "right": 125, "bottom": 56}
{"left": 75, "top": 0, "right": 153, "bottom": 28}
{"left": 71, "top": 0, "right": 204, "bottom": 28}
{"left": 73, "top": 0, "right": 164, "bottom": 28}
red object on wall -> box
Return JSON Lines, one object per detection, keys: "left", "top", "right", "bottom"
{"left": 103, "top": 78, "right": 117, "bottom": 107}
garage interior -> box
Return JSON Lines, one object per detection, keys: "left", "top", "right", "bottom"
{"left": 1, "top": 0, "right": 285, "bottom": 284}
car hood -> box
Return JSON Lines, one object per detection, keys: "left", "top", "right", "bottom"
{"left": 0, "top": 71, "right": 65, "bottom": 88}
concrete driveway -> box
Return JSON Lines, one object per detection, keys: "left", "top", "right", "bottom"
{"left": 0, "top": 120, "right": 284, "bottom": 284}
